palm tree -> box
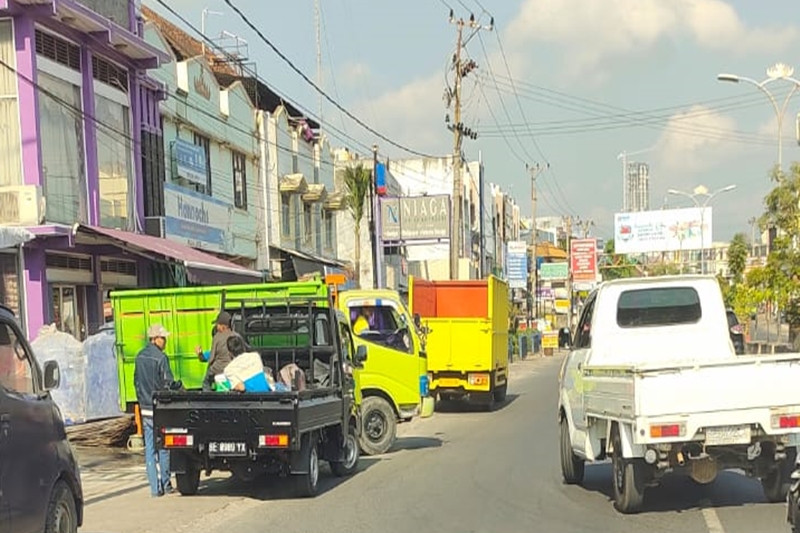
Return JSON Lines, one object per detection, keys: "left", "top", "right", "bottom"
{"left": 342, "top": 163, "right": 371, "bottom": 288}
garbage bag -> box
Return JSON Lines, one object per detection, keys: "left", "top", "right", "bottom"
{"left": 83, "top": 323, "right": 122, "bottom": 421}
{"left": 31, "top": 325, "right": 85, "bottom": 425}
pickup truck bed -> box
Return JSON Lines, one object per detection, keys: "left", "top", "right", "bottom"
{"left": 585, "top": 354, "right": 800, "bottom": 445}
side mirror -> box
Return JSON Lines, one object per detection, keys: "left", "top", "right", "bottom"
{"left": 413, "top": 313, "right": 422, "bottom": 329}
{"left": 354, "top": 345, "right": 368, "bottom": 367}
{"left": 43, "top": 360, "right": 60, "bottom": 391}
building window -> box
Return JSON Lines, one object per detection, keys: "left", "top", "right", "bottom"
{"left": 281, "top": 194, "right": 291, "bottom": 236}
{"left": 35, "top": 30, "right": 80, "bottom": 71}
{"left": 50, "top": 285, "right": 87, "bottom": 341}
{"left": 38, "top": 72, "right": 86, "bottom": 224}
{"left": 193, "top": 132, "right": 212, "bottom": 195}
{"left": 0, "top": 253, "right": 19, "bottom": 317}
{"left": 0, "top": 21, "right": 21, "bottom": 188}
{"left": 232, "top": 151, "right": 247, "bottom": 210}
{"left": 303, "top": 203, "right": 312, "bottom": 244}
{"left": 95, "top": 94, "right": 132, "bottom": 229}
{"left": 324, "top": 210, "right": 334, "bottom": 251}
{"left": 92, "top": 55, "right": 128, "bottom": 92}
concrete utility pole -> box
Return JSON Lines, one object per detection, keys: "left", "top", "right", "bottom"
{"left": 565, "top": 215, "right": 574, "bottom": 331}
{"left": 527, "top": 163, "right": 546, "bottom": 322}
{"left": 575, "top": 217, "right": 595, "bottom": 238}
{"left": 447, "top": 10, "right": 492, "bottom": 280}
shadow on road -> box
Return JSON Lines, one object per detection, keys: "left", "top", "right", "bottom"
{"left": 186, "top": 456, "right": 381, "bottom": 501}
{"left": 581, "top": 463, "right": 773, "bottom": 513}
{"left": 389, "top": 436, "right": 444, "bottom": 452}
{"left": 434, "top": 393, "right": 520, "bottom": 414}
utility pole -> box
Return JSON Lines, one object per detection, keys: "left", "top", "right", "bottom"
{"left": 575, "top": 217, "right": 595, "bottom": 238}
{"left": 527, "top": 163, "right": 546, "bottom": 323}
{"left": 566, "top": 215, "right": 574, "bottom": 332}
{"left": 314, "top": 0, "right": 323, "bottom": 131}
{"left": 370, "top": 144, "right": 379, "bottom": 288}
{"left": 447, "top": 10, "right": 492, "bottom": 280}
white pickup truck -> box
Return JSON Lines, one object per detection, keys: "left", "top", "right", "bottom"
{"left": 558, "top": 275, "right": 800, "bottom": 514}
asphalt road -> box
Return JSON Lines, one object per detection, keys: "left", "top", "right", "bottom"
{"left": 149, "top": 355, "right": 787, "bottom": 533}
{"left": 79, "top": 354, "right": 793, "bottom": 533}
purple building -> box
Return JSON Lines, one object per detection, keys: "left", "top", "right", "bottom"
{"left": 0, "top": 0, "right": 260, "bottom": 340}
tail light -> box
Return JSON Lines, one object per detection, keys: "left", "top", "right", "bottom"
{"left": 258, "top": 434, "right": 289, "bottom": 448}
{"left": 164, "top": 434, "right": 194, "bottom": 448}
{"left": 773, "top": 414, "right": 800, "bottom": 429}
{"left": 650, "top": 423, "right": 685, "bottom": 438}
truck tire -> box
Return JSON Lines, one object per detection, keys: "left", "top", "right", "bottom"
{"left": 45, "top": 481, "right": 78, "bottom": 533}
{"left": 359, "top": 396, "right": 396, "bottom": 456}
{"left": 761, "top": 452, "right": 795, "bottom": 503}
{"left": 331, "top": 425, "right": 360, "bottom": 477}
{"left": 293, "top": 435, "right": 320, "bottom": 497}
{"left": 611, "top": 425, "right": 646, "bottom": 514}
{"left": 560, "top": 416, "right": 585, "bottom": 484}
{"left": 493, "top": 384, "right": 508, "bottom": 403}
{"left": 176, "top": 462, "right": 200, "bottom": 496}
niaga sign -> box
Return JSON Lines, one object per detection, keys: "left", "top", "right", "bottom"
{"left": 380, "top": 195, "right": 450, "bottom": 241}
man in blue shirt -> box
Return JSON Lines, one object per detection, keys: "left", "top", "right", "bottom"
{"left": 134, "top": 324, "right": 178, "bottom": 497}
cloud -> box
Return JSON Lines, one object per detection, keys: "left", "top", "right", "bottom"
{"left": 506, "top": 0, "right": 799, "bottom": 78}
{"left": 654, "top": 105, "right": 739, "bottom": 177}
{"left": 351, "top": 75, "right": 450, "bottom": 155}
{"left": 338, "top": 61, "right": 370, "bottom": 87}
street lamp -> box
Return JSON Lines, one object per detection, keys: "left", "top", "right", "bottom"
{"left": 717, "top": 63, "right": 800, "bottom": 170}
{"left": 667, "top": 184, "right": 737, "bottom": 275}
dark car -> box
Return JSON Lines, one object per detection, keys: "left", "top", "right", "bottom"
{"left": 726, "top": 309, "right": 745, "bottom": 355}
{"left": 0, "top": 304, "right": 83, "bottom": 533}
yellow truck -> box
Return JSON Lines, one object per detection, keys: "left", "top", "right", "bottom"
{"left": 409, "top": 275, "right": 509, "bottom": 410}
{"left": 327, "top": 277, "right": 432, "bottom": 455}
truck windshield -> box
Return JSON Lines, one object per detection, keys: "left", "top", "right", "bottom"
{"left": 616, "top": 287, "right": 702, "bottom": 328}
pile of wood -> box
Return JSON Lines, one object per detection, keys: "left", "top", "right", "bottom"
{"left": 66, "top": 415, "right": 135, "bottom": 447}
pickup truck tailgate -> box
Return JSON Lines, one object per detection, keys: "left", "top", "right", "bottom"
{"left": 153, "top": 391, "right": 343, "bottom": 451}
{"left": 584, "top": 355, "right": 800, "bottom": 436}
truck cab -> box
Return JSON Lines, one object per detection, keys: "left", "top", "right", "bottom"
{"left": 334, "top": 288, "right": 431, "bottom": 455}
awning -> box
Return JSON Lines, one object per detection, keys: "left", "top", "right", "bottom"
{"left": 74, "top": 225, "right": 263, "bottom": 285}
{"left": 271, "top": 246, "right": 345, "bottom": 280}
{"left": 0, "top": 226, "right": 34, "bottom": 249}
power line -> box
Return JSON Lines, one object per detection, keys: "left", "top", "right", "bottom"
{"left": 210, "top": 0, "right": 434, "bottom": 158}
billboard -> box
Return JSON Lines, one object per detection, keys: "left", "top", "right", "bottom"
{"left": 570, "top": 238, "right": 598, "bottom": 283}
{"left": 614, "top": 207, "right": 712, "bottom": 254}
{"left": 380, "top": 195, "right": 450, "bottom": 241}
{"left": 505, "top": 240, "right": 528, "bottom": 289}
{"left": 540, "top": 262, "right": 568, "bottom": 281}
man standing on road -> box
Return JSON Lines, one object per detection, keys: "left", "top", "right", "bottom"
{"left": 196, "top": 311, "right": 242, "bottom": 390}
{"left": 134, "top": 324, "right": 178, "bottom": 497}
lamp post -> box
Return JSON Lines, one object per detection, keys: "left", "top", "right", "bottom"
{"left": 717, "top": 63, "right": 800, "bottom": 170}
{"left": 667, "top": 184, "right": 737, "bottom": 275}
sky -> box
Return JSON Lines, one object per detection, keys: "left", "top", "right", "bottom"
{"left": 150, "top": 0, "right": 800, "bottom": 242}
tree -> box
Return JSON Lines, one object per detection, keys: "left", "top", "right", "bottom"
{"left": 599, "top": 239, "right": 640, "bottom": 280}
{"left": 342, "top": 163, "right": 371, "bottom": 288}
{"left": 756, "top": 163, "right": 800, "bottom": 345}
{"left": 727, "top": 232, "right": 749, "bottom": 286}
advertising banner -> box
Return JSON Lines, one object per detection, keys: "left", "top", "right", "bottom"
{"left": 614, "top": 207, "right": 711, "bottom": 254}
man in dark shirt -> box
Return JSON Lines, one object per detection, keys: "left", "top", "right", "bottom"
{"left": 134, "top": 324, "right": 177, "bottom": 497}
{"left": 197, "top": 311, "right": 243, "bottom": 390}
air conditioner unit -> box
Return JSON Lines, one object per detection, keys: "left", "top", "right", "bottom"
{"left": 145, "top": 216, "right": 166, "bottom": 238}
{"left": 0, "top": 185, "right": 44, "bottom": 226}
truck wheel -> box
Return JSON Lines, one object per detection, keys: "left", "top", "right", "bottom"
{"left": 331, "top": 425, "right": 360, "bottom": 477}
{"left": 762, "top": 455, "right": 795, "bottom": 503}
{"left": 493, "top": 384, "right": 508, "bottom": 403}
{"left": 45, "top": 481, "right": 77, "bottom": 533}
{"left": 560, "top": 416, "right": 585, "bottom": 484}
{"left": 176, "top": 462, "right": 200, "bottom": 496}
{"left": 293, "top": 436, "right": 320, "bottom": 497}
{"left": 611, "top": 425, "right": 646, "bottom": 514}
{"left": 359, "top": 396, "right": 396, "bottom": 456}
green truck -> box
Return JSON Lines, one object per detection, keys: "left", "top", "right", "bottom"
{"left": 112, "top": 277, "right": 430, "bottom": 455}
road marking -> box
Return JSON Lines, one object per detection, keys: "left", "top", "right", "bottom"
{"left": 701, "top": 507, "right": 725, "bottom": 533}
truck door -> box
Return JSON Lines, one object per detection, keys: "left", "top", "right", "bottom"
{"left": 563, "top": 292, "right": 596, "bottom": 433}
{"left": 0, "top": 319, "right": 54, "bottom": 533}
{"left": 346, "top": 299, "right": 420, "bottom": 407}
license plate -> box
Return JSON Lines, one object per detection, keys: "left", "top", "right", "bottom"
{"left": 705, "top": 425, "right": 751, "bottom": 446}
{"left": 208, "top": 441, "right": 247, "bottom": 456}
{"left": 438, "top": 378, "right": 461, "bottom": 388}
